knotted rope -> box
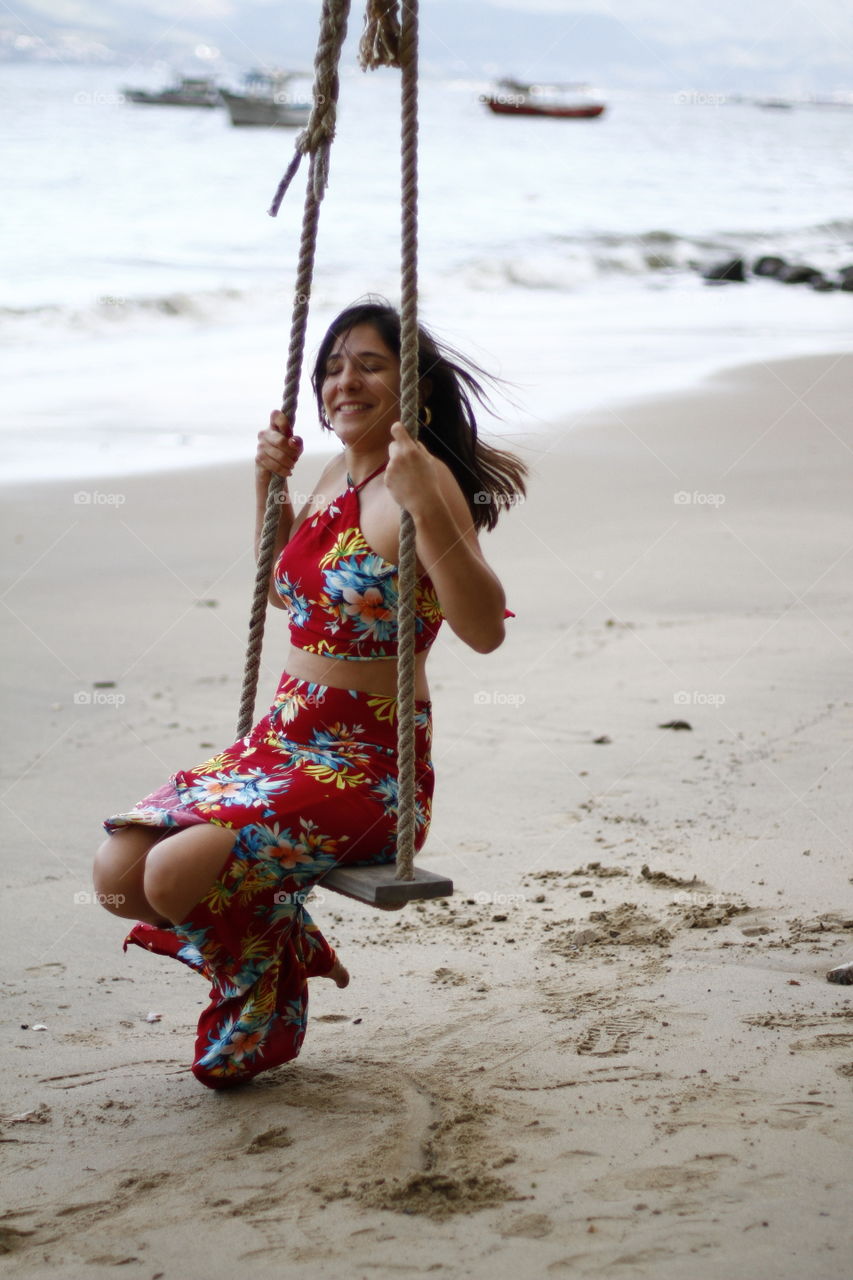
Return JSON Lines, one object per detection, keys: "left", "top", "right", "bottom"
{"left": 237, "top": 0, "right": 351, "bottom": 739}
{"left": 238, "top": 0, "right": 422, "bottom": 886}
{"left": 357, "top": 1, "right": 419, "bottom": 880}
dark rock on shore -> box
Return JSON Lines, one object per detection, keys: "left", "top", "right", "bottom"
{"left": 777, "top": 263, "right": 824, "bottom": 285}
{"left": 703, "top": 258, "right": 746, "bottom": 283}
{"left": 753, "top": 255, "right": 787, "bottom": 277}
{"left": 698, "top": 255, "right": 851, "bottom": 293}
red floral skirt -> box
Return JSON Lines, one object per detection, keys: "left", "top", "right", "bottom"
{"left": 104, "top": 673, "right": 434, "bottom": 1089}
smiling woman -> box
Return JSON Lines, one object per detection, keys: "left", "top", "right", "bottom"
{"left": 92, "top": 299, "right": 527, "bottom": 1089}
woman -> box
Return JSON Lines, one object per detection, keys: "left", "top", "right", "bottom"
{"left": 93, "top": 300, "right": 527, "bottom": 1089}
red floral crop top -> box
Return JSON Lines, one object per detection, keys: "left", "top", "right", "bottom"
{"left": 274, "top": 463, "right": 444, "bottom": 661}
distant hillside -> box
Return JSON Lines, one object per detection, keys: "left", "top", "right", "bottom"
{"left": 1, "top": 0, "right": 847, "bottom": 93}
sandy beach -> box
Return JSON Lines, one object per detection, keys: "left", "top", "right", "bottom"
{"left": 1, "top": 351, "right": 851, "bottom": 1278}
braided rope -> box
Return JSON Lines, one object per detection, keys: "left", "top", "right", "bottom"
{"left": 394, "top": 0, "right": 420, "bottom": 881}
{"left": 240, "top": 0, "right": 423, "bottom": 891}
{"left": 237, "top": 0, "right": 351, "bottom": 738}
{"left": 269, "top": 0, "right": 351, "bottom": 216}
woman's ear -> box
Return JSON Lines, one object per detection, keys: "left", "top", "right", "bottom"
{"left": 419, "top": 376, "right": 433, "bottom": 405}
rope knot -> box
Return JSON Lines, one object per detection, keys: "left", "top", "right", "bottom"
{"left": 359, "top": 0, "right": 402, "bottom": 69}
{"left": 269, "top": 0, "right": 351, "bottom": 217}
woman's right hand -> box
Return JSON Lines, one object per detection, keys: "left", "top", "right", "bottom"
{"left": 256, "top": 411, "right": 303, "bottom": 484}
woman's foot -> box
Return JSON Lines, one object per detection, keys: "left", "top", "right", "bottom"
{"left": 327, "top": 957, "right": 350, "bottom": 989}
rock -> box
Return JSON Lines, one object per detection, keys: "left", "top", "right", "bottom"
{"left": 777, "top": 263, "right": 823, "bottom": 285}
{"left": 810, "top": 276, "right": 837, "bottom": 292}
{"left": 658, "top": 719, "right": 692, "bottom": 731}
{"left": 753, "top": 255, "right": 787, "bottom": 277}
{"left": 827, "top": 961, "right": 853, "bottom": 985}
{"left": 702, "top": 258, "right": 746, "bottom": 283}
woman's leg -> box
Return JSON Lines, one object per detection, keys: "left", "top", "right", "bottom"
{"left": 93, "top": 827, "right": 168, "bottom": 924}
{"left": 94, "top": 824, "right": 237, "bottom": 926}
{"left": 143, "top": 825, "right": 237, "bottom": 925}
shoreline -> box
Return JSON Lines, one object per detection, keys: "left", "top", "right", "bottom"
{"left": 4, "top": 346, "right": 853, "bottom": 492}
{"left": 2, "top": 349, "right": 851, "bottom": 1277}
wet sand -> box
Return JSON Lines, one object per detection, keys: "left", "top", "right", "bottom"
{"left": 1, "top": 352, "right": 851, "bottom": 1276}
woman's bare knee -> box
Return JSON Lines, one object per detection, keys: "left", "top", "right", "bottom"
{"left": 144, "top": 825, "right": 237, "bottom": 926}
{"left": 93, "top": 829, "right": 167, "bottom": 924}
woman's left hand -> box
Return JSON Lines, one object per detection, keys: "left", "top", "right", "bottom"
{"left": 384, "top": 421, "right": 441, "bottom": 515}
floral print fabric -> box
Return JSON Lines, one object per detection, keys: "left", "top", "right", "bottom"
{"left": 105, "top": 673, "right": 434, "bottom": 1089}
{"left": 274, "top": 482, "right": 444, "bottom": 660}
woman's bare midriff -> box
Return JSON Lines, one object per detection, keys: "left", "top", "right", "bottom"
{"left": 282, "top": 644, "right": 432, "bottom": 702}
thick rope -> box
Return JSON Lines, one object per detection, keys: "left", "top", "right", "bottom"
{"left": 394, "top": 0, "right": 420, "bottom": 881}
{"left": 269, "top": 0, "right": 351, "bottom": 216}
{"left": 241, "top": 0, "right": 423, "bottom": 891}
{"left": 237, "top": 0, "right": 351, "bottom": 738}
{"left": 351, "top": 0, "right": 421, "bottom": 881}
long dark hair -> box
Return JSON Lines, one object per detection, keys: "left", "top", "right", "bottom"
{"left": 311, "top": 300, "right": 527, "bottom": 532}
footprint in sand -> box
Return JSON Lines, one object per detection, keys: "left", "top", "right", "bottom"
{"left": 245, "top": 1126, "right": 293, "bottom": 1154}
{"left": 789, "top": 1032, "right": 853, "bottom": 1052}
{"left": 577, "top": 1013, "right": 643, "bottom": 1056}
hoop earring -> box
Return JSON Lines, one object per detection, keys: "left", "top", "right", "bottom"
{"left": 418, "top": 404, "right": 432, "bottom": 429}
{"left": 319, "top": 409, "right": 331, "bottom": 431}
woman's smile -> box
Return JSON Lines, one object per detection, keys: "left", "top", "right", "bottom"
{"left": 323, "top": 323, "right": 401, "bottom": 439}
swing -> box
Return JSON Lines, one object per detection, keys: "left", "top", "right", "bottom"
{"left": 236, "top": 0, "right": 453, "bottom": 909}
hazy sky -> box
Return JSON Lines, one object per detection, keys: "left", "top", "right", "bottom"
{"left": 22, "top": 0, "right": 853, "bottom": 44}
{"left": 12, "top": 0, "right": 853, "bottom": 88}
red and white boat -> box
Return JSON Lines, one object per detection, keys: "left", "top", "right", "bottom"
{"left": 482, "top": 79, "right": 606, "bottom": 119}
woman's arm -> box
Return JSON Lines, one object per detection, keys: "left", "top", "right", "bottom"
{"left": 385, "top": 423, "right": 507, "bottom": 653}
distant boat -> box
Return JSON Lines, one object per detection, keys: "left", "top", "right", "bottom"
{"left": 221, "top": 70, "right": 311, "bottom": 128}
{"left": 482, "top": 79, "right": 606, "bottom": 119}
{"left": 756, "top": 97, "right": 794, "bottom": 110}
{"left": 123, "top": 76, "right": 221, "bottom": 109}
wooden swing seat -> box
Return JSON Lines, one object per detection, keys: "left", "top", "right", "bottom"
{"left": 323, "top": 863, "right": 453, "bottom": 906}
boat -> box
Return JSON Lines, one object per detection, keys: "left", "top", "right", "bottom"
{"left": 482, "top": 79, "right": 606, "bottom": 119}
{"left": 123, "top": 76, "right": 221, "bottom": 109}
{"left": 221, "top": 70, "right": 312, "bottom": 128}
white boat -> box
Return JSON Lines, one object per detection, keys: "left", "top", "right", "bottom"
{"left": 123, "top": 76, "right": 221, "bottom": 109}
{"left": 221, "top": 70, "right": 311, "bottom": 128}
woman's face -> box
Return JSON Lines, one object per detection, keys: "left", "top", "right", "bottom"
{"left": 321, "top": 324, "right": 401, "bottom": 448}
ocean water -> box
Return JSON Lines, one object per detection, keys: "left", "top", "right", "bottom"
{"left": 2, "top": 62, "right": 852, "bottom": 481}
